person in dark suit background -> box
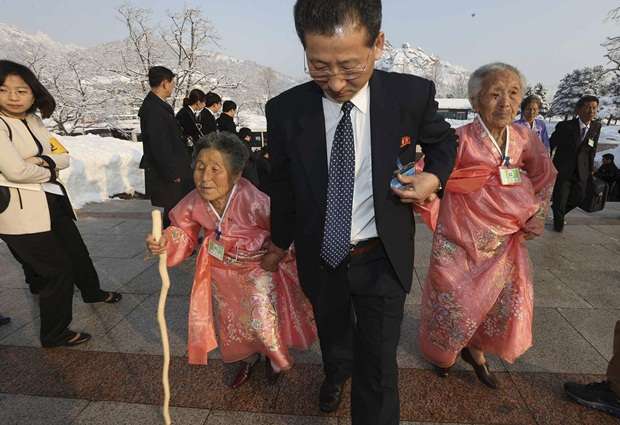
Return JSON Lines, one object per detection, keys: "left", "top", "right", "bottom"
{"left": 238, "top": 127, "right": 270, "bottom": 193}
{"left": 176, "top": 88, "right": 205, "bottom": 155}
{"left": 199, "top": 91, "right": 221, "bottom": 136}
{"left": 550, "top": 95, "right": 601, "bottom": 232}
{"left": 260, "top": 1, "right": 457, "bottom": 424}
{"left": 138, "top": 66, "right": 193, "bottom": 228}
{"left": 217, "top": 100, "right": 237, "bottom": 134}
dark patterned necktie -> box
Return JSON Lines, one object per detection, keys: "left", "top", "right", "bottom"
{"left": 320, "top": 101, "right": 355, "bottom": 268}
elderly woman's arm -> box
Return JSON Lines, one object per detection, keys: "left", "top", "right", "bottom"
{"left": 146, "top": 194, "right": 201, "bottom": 267}
{"left": 521, "top": 131, "right": 558, "bottom": 238}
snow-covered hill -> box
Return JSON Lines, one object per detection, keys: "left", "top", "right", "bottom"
{"left": 377, "top": 41, "right": 469, "bottom": 97}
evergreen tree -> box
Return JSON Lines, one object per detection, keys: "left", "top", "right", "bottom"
{"left": 550, "top": 66, "right": 605, "bottom": 119}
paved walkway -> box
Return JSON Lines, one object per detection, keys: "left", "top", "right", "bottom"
{"left": 1, "top": 200, "right": 619, "bottom": 425}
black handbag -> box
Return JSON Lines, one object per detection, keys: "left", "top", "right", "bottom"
{"left": 0, "top": 116, "right": 12, "bottom": 213}
{"left": 579, "top": 175, "right": 609, "bottom": 213}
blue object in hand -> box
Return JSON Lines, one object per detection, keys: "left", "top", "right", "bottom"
{"left": 390, "top": 158, "right": 416, "bottom": 190}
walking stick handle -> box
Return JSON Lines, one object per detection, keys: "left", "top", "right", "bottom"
{"left": 152, "top": 210, "right": 172, "bottom": 425}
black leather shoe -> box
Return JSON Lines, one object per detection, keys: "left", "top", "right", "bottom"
{"left": 461, "top": 347, "right": 499, "bottom": 389}
{"left": 0, "top": 314, "right": 10, "bottom": 326}
{"left": 230, "top": 356, "right": 261, "bottom": 389}
{"left": 319, "top": 378, "right": 345, "bottom": 413}
{"left": 433, "top": 364, "right": 451, "bottom": 378}
{"left": 564, "top": 381, "right": 620, "bottom": 418}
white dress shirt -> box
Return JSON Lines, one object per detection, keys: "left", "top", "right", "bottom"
{"left": 322, "top": 83, "right": 378, "bottom": 244}
{"left": 578, "top": 119, "right": 590, "bottom": 142}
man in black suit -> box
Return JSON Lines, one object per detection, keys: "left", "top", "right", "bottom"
{"left": 138, "top": 66, "right": 193, "bottom": 228}
{"left": 261, "top": 1, "right": 457, "bottom": 424}
{"left": 550, "top": 95, "right": 601, "bottom": 231}
{"left": 217, "top": 100, "right": 237, "bottom": 133}
{"left": 199, "top": 92, "right": 222, "bottom": 136}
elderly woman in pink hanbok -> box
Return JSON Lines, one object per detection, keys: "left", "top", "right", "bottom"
{"left": 417, "top": 63, "right": 557, "bottom": 389}
{"left": 147, "top": 132, "right": 317, "bottom": 389}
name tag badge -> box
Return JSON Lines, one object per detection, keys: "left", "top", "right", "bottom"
{"left": 499, "top": 166, "right": 522, "bottom": 186}
{"left": 208, "top": 239, "right": 225, "bottom": 261}
{"left": 587, "top": 138, "right": 595, "bottom": 148}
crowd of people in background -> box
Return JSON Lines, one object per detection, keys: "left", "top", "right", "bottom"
{"left": 1, "top": 0, "right": 619, "bottom": 423}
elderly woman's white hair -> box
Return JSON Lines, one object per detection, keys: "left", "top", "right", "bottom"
{"left": 467, "top": 62, "right": 527, "bottom": 110}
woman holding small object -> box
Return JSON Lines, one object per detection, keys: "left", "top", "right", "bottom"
{"left": 415, "top": 63, "right": 556, "bottom": 388}
{"left": 0, "top": 60, "right": 122, "bottom": 348}
{"left": 146, "top": 131, "right": 317, "bottom": 388}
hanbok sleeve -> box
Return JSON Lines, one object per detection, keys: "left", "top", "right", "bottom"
{"left": 249, "top": 186, "right": 271, "bottom": 233}
{"left": 521, "top": 130, "right": 558, "bottom": 236}
{"left": 164, "top": 194, "right": 201, "bottom": 267}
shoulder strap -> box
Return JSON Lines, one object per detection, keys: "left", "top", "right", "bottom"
{"left": 0, "top": 116, "right": 12, "bottom": 142}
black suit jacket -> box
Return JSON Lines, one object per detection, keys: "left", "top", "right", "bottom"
{"left": 138, "top": 92, "right": 192, "bottom": 206}
{"left": 199, "top": 108, "right": 218, "bottom": 135}
{"left": 176, "top": 105, "right": 202, "bottom": 144}
{"left": 550, "top": 118, "right": 600, "bottom": 184}
{"left": 217, "top": 113, "right": 237, "bottom": 134}
{"left": 266, "top": 70, "right": 457, "bottom": 297}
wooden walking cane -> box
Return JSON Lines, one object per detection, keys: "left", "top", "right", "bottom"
{"left": 152, "top": 210, "right": 172, "bottom": 425}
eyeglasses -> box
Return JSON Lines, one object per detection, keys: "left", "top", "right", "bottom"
{"left": 304, "top": 48, "right": 374, "bottom": 82}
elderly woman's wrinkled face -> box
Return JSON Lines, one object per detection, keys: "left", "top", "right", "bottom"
{"left": 0, "top": 74, "right": 34, "bottom": 118}
{"left": 477, "top": 70, "right": 522, "bottom": 131}
{"left": 193, "top": 148, "right": 239, "bottom": 204}
{"left": 522, "top": 101, "right": 540, "bottom": 124}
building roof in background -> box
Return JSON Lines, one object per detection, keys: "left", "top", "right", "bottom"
{"left": 437, "top": 98, "right": 472, "bottom": 110}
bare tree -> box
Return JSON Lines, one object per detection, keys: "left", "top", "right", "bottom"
{"left": 603, "top": 6, "right": 620, "bottom": 74}
{"left": 114, "top": 3, "right": 160, "bottom": 92}
{"left": 48, "top": 56, "right": 107, "bottom": 135}
{"left": 161, "top": 7, "right": 219, "bottom": 107}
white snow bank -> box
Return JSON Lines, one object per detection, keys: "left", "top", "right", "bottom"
{"left": 55, "top": 134, "right": 144, "bottom": 208}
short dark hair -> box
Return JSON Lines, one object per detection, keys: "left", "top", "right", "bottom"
{"left": 148, "top": 66, "right": 175, "bottom": 88}
{"left": 0, "top": 60, "right": 56, "bottom": 118}
{"left": 576, "top": 95, "right": 599, "bottom": 110}
{"left": 193, "top": 131, "right": 249, "bottom": 175}
{"left": 205, "top": 92, "right": 222, "bottom": 107}
{"left": 521, "top": 95, "right": 542, "bottom": 112}
{"left": 238, "top": 127, "right": 252, "bottom": 141}
{"left": 182, "top": 88, "right": 205, "bottom": 107}
{"left": 222, "top": 100, "right": 237, "bottom": 113}
{"left": 602, "top": 153, "right": 615, "bottom": 161}
{"left": 293, "top": 0, "right": 382, "bottom": 48}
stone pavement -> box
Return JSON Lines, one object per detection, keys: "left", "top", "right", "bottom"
{"left": 0, "top": 199, "right": 619, "bottom": 425}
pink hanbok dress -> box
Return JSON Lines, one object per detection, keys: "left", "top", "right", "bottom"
{"left": 164, "top": 178, "right": 317, "bottom": 368}
{"left": 418, "top": 118, "right": 557, "bottom": 365}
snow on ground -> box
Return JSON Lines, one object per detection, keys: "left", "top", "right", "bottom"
{"left": 55, "top": 134, "right": 144, "bottom": 209}
{"left": 48, "top": 118, "right": 620, "bottom": 209}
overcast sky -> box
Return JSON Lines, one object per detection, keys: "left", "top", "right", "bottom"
{"left": 1, "top": 0, "right": 618, "bottom": 90}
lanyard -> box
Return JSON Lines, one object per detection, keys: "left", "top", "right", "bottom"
{"left": 208, "top": 184, "right": 236, "bottom": 240}
{"left": 478, "top": 116, "right": 511, "bottom": 166}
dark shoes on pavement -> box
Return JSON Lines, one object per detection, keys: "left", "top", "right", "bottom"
{"left": 42, "top": 330, "right": 91, "bottom": 348}
{"left": 230, "top": 356, "right": 261, "bottom": 389}
{"left": 0, "top": 314, "right": 10, "bottom": 326}
{"left": 461, "top": 347, "right": 499, "bottom": 389}
{"left": 319, "top": 378, "right": 346, "bottom": 413}
{"left": 564, "top": 381, "right": 620, "bottom": 418}
{"left": 230, "top": 356, "right": 284, "bottom": 389}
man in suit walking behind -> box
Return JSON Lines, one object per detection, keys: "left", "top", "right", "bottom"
{"left": 138, "top": 66, "right": 193, "bottom": 228}
{"left": 550, "top": 95, "right": 601, "bottom": 232}
{"left": 261, "top": 1, "right": 457, "bottom": 424}
{"left": 217, "top": 100, "right": 237, "bottom": 133}
{"left": 199, "top": 91, "right": 222, "bottom": 136}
